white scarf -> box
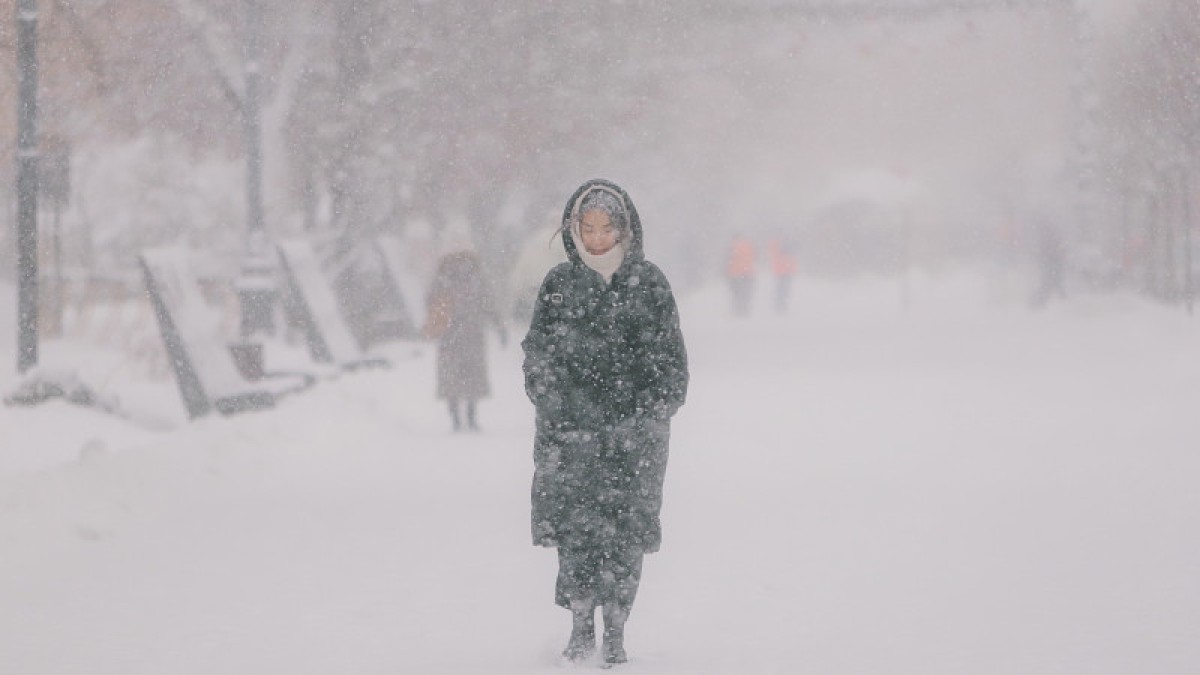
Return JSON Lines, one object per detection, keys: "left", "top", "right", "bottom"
{"left": 571, "top": 221, "right": 627, "bottom": 285}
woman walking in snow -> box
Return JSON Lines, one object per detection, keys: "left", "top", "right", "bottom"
{"left": 522, "top": 179, "right": 689, "bottom": 665}
{"left": 424, "top": 241, "right": 504, "bottom": 431}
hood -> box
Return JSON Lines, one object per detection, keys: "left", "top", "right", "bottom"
{"left": 560, "top": 179, "right": 644, "bottom": 265}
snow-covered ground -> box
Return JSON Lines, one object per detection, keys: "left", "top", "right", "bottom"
{"left": 2, "top": 271, "right": 1198, "bottom": 674}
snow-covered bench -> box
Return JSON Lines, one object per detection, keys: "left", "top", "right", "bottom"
{"left": 275, "top": 240, "right": 390, "bottom": 370}
{"left": 139, "top": 248, "right": 312, "bottom": 419}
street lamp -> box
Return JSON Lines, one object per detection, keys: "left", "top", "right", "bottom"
{"left": 235, "top": 0, "right": 276, "bottom": 343}
{"left": 1182, "top": 163, "right": 1193, "bottom": 314}
{"left": 15, "top": 0, "right": 39, "bottom": 373}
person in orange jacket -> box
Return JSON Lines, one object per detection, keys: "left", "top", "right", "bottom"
{"left": 767, "top": 237, "right": 798, "bottom": 312}
{"left": 726, "top": 234, "right": 756, "bottom": 316}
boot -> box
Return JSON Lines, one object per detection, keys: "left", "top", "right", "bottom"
{"left": 601, "top": 605, "right": 628, "bottom": 665}
{"left": 448, "top": 400, "right": 461, "bottom": 432}
{"left": 562, "top": 600, "right": 596, "bottom": 662}
{"left": 465, "top": 400, "right": 479, "bottom": 431}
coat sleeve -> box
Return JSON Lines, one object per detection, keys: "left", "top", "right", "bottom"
{"left": 636, "top": 264, "right": 689, "bottom": 420}
{"left": 521, "top": 270, "right": 564, "bottom": 414}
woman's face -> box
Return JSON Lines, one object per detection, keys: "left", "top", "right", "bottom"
{"left": 580, "top": 209, "right": 619, "bottom": 256}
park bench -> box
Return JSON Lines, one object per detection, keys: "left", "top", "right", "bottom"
{"left": 139, "top": 248, "right": 312, "bottom": 419}
{"left": 275, "top": 240, "right": 391, "bottom": 370}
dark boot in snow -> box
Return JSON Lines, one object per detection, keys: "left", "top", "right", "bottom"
{"left": 601, "top": 627, "right": 626, "bottom": 665}
{"left": 448, "top": 400, "right": 461, "bottom": 431}
{"left": 562, "top": 601, "right": 596, "bottom": 662}
{"left": 465, "top": 400, "right": 479, "bottom": 431}
{"left": 602, "top": 605, "right": 628, "bottom": 665}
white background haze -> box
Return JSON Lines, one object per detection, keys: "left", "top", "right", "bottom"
{"left": 2, "top": 1, "right": 1199, "bottom": 673}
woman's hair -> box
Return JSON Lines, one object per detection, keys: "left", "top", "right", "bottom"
{"left": 575, "top": 189, "right": 629, "bottom": 233}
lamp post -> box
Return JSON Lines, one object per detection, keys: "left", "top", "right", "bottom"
{"left": 245, "top": 0, "right": 263, "bottom": 242}
{"left": 235, "top": 0, "right": 276, "bottom": 343}
{"left": 1183, "top": 164, "right": 1193, "bottom": 314}
{"left": 15, "top": 0, "right": 39, "bottom": 373}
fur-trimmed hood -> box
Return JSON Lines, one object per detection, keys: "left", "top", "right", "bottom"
{"left": 560, "top": 179, "right": 645, "bottom": 265}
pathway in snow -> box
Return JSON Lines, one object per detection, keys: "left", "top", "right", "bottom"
{"left": 1, "top": 275, "right": 1198, "bottom": 674}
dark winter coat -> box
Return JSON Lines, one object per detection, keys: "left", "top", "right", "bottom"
{"left": 427, "top": 251, "right": 499, "bottom": 400}
{"left": 522, "top": 179, "right": 689, "bottom": 554}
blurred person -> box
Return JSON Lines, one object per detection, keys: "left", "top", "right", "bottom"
{"left": 521, "top": 179, "right": 689, "bottom": 665}
{"left": 423, "top": 236, "right": 505, "bottom": 431}
{"left": 767, "top": 236, "right": 798, "bottom": 312}
{"left": 1031, "top": 221, "right": 1066, "bottom": 309}
{"left": 726, "top": 233, "right": 757, "bottom": 316}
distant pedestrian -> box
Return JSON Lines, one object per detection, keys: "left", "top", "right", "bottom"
{"left": 767, "top": 237, "right": 798, "bottom": 312}
{"left": 522, "top": 179, "right": 689, "bottom": 665}
{"left": 1031, "top": 222, "right": 1066, "bottom": 309}
{"left": 423, "top": 240, "right": 505, "bottom": 431}
{"left": 726, "top": 234, "right": 757, "bottom": 316}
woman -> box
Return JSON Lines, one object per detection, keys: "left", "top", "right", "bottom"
{"left": 522, "top": 179, "right": 689, "bottom": 664}
{"left": 424, "top": 240, "right": 504, "bottom": 431}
